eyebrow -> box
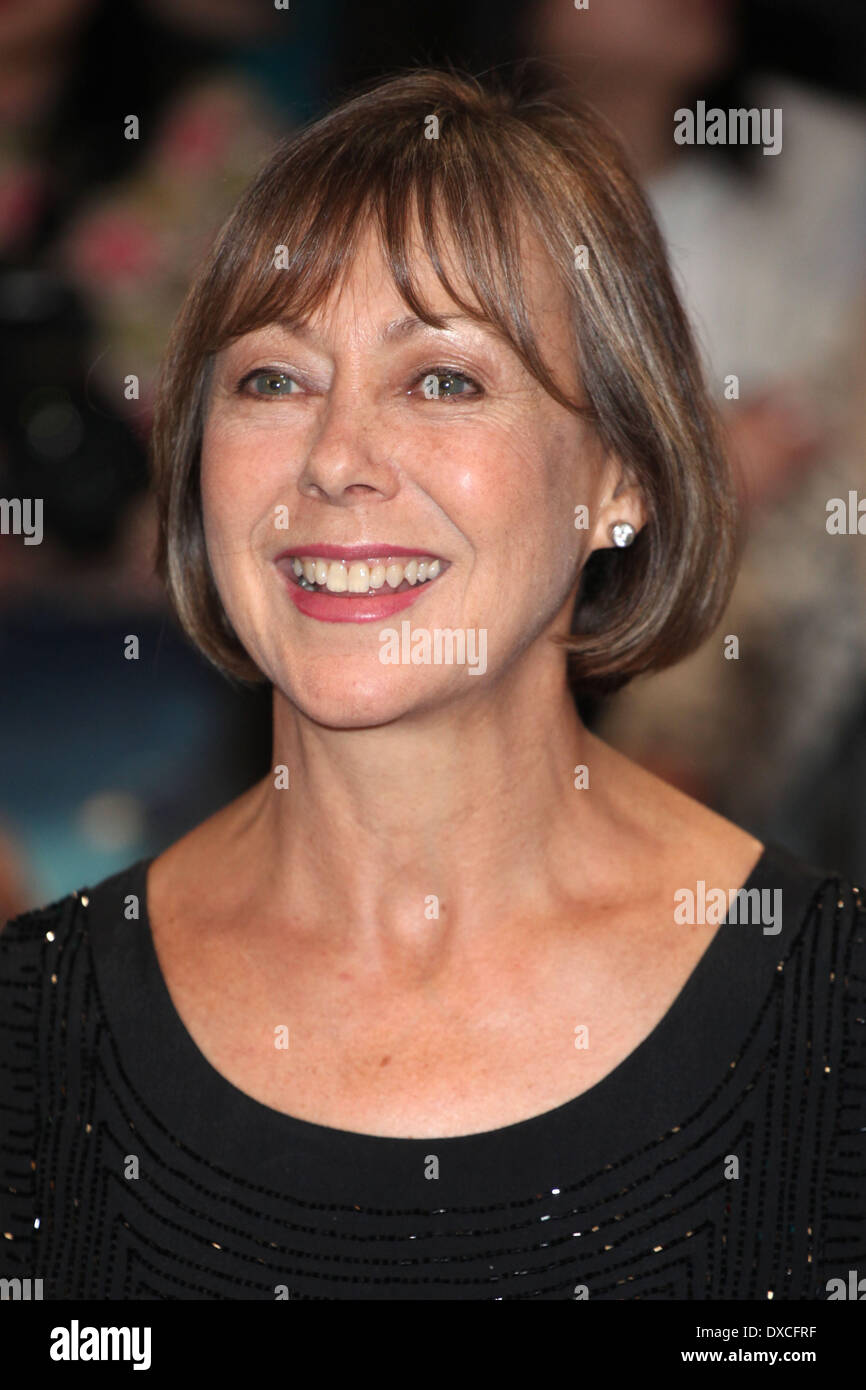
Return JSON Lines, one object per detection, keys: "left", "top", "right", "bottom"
{"left": 275, "top": 312, "right": 489, "bottom": 344}
{"left": 381, "top": 313, "right": 479, "bottom": 341}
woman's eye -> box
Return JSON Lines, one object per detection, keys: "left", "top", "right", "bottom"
{"left": 240, "top": 370, "right": 299, "bottom": 397}
{"left": 414, "top": 369, "right": 480, "bottom": 400}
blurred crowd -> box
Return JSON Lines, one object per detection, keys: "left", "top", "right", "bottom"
{"left": 1, "top": 0, "right": 864, "bottom": 915}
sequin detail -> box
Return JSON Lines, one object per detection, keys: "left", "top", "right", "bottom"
{"left": 1, "top": 869, "right": 864, "bottom": 1300}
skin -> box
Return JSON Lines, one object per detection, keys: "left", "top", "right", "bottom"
{"left": 148, "top": 219, "right": 762, "bottom": 1138}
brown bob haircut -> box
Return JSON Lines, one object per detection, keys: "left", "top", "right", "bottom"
{"left": 151, "top": 66, "right": 740, "bottom": 697}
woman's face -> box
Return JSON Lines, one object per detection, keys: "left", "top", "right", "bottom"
{"left": 200, "top": 222, "right": 637, "bottom": 728}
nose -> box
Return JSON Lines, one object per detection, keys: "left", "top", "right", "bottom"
{"left": 297, "top": 379, "right": 399, "bottom": 507}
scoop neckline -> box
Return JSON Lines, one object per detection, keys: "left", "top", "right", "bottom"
{"left": 84, "top": 840, "right": 821, "bottom": 1157}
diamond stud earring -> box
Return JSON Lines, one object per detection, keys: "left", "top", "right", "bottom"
{"left": 610, "top": 521, "right": 636, "bottom": 548}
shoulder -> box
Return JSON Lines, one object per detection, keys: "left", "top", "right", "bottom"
{"left": 587, "top": 734, "right": 856, "bottom": 956}
{"left": 0, "top": 863, "right": 148, "bottom": 1264}
{"left": 761, "top": 845, "right": 864, "bottom": 962}
{"left": 1, "top": 859, "right": 151, "bottom": 984}
{"left": 787, "top": 868, "right": 866, "bottom": 1275}
{"left": 792, "top": 862, "right": 866, "bottom": 981}
{"left": 1, "top": 888, "right": 84, "bottom": 971}
{"left": 752, "top": 857, "right": 866, "bottom": 1165}
{"left": 0, "top": 857, "right": 153, "bottom": 1088}
{"left": 0, "top": 886, "right": 86, "bottom": 1258}
{"left": 146, "top": 784, "right": 267, "bottom": 936}
{"left": 589, "top": 734, "right": 766, "bottom": 894}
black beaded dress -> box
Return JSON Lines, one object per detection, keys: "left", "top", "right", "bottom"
{"left": 1, "top": 844, "right": 864, "bottom": 1299}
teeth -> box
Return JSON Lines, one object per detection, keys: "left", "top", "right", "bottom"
{"left": 325, "top": 562, "right": 348, "bottom": 592}
{"left": 288, "top": 555, "right": 443, "bottom": 594}
{"left": 347, "top": 562, "right": 369, "bottom": 593}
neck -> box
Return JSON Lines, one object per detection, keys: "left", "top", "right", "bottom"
{"left": 237, "top": 650, "right": 616, "bottom": 956}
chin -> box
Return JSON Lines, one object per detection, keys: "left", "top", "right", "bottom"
{"left": 273, "top": 659, "right": 478, "bottom": 729}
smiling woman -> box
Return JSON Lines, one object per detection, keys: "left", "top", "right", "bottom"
{"left": 1, "top": 68, "right": 864, "bottom": 1302}
{"left": 152, "top": 67, "right": 736, "bottom": 697}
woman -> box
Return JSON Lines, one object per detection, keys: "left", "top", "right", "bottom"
{"left": 1, "top": 69, "right": 863, "bottom": 1300}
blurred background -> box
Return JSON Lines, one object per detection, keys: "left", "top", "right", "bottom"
{"left": 1, "top": 0, "right": 864, "bottom": 916}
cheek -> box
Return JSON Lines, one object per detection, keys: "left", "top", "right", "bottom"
{"left": 444, "top": 422, "right": 587, "bottom": 622}
{"left": 201, "top": 413, "right": 248, "bottom": 498}
{"left": 489, "top": 424, "right": 590, "bottom": 560}
{"left": 200, "top": 417, "right": 283, "bottom": 553}
{"left": 199, "top": 439, "right": 264, "bottom": 608}
{"left": 444, "top": 414, "right": 564, "bottom": 527}
{"left": 200, "top": 421, "right": 239, "bottom": 535}
{"left": 521, "top": 436, "right": 601, "bottom": 603}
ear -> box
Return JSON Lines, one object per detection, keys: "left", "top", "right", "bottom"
{"left": 589, "top": 456, "right": 647, "bottom": 552}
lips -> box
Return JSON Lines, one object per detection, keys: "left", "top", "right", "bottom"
{"left": 273, "top": 545, "right": 450, "bottom": 623}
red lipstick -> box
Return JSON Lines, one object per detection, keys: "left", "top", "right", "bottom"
{"left": 273, "top": 545, "right": 449, "bottom": 624}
